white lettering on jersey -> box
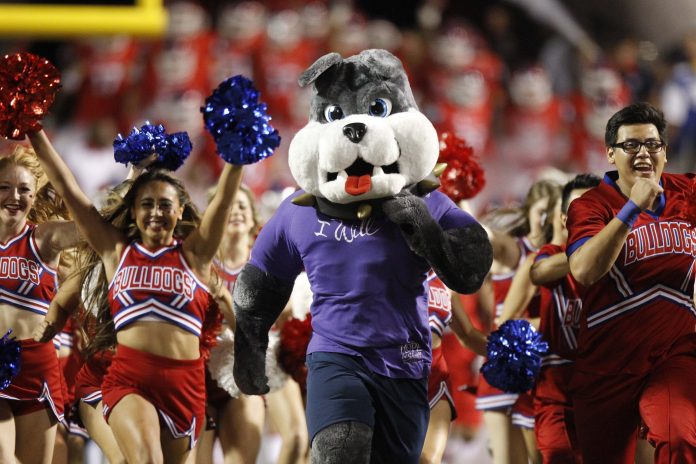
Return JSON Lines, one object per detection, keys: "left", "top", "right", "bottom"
{"left": 624, "top": 221, "right": 696, "bottom": 265}
{"left": 0, "top": 257, "right": 41, "bottom": 285}
{"left": 563, "top": 298, "right": 582, "bottom": 328}
{"left": 112, "top": 265, "right": 194, "bottom": 299}
{"left": 428, "top": 286, "right": 451, "bottom": 311}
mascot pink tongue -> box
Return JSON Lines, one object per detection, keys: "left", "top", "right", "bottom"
{"left": 345, "top": 174, "right": 371, "bottom": 195}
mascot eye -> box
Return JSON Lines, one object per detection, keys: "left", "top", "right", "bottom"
{"left": 324, "top": 105, "right": 345, "bottom": 122}
{"left": 368, "top": 98, "right": 392, "bottom": 117}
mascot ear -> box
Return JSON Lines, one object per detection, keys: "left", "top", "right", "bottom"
{"left": 298, "top": 52, "right": 342, "bottom": 88}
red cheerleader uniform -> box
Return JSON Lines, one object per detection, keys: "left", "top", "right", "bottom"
{"left": 101, "top": 240, "right": 210, "bottom": 448}
{"left": 0, "top": 224, "right": 64, "bottom": 423}
{"left": 426, "top": 272, "right": 456, "bottom": 420}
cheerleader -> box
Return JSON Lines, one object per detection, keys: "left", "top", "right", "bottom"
{"left": 27, "top": 128, "right": 243, "bottom": 464}
{"left": 0, "top": 145, "right": 79, "bottom": 463}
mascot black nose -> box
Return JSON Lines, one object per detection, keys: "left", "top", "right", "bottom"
{"left": 343, "top": 123, "right": 367, "bottom": 143}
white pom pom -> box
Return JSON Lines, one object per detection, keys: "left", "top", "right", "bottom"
{"left": 207, "top": 328, "right": 241, "bottom": 398}
{"left": 207, "top": 327, "right": 289, "bottom": 396}
{"left": 266, "top": 330, "right": 288, "bottom": 392}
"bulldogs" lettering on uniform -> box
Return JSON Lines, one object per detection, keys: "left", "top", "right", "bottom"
{"left": 624, "top": 221, "right": 696, "bottom": 265}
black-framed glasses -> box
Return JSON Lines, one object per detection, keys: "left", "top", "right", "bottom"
{"left": 611, "top": 139, "right": 665, "bottom": 154}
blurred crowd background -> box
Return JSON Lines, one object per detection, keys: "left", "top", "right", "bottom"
{"left": 3, "top": 1, "right": 696, "bottom": 462}
{"left": 3, "top": 0, "right": 696, "bottom": 220}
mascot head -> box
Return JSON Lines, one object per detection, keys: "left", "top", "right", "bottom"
{"left": 288, "top": 49, "right": 439, "bottom": 206}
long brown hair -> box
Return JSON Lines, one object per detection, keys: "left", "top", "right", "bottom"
{"left": 78, "top": 170, "right": 204, "bottom": 358}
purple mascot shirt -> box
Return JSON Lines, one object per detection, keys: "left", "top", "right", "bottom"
{"left": 249, "top": 190, "right": 478, "bottom": 379}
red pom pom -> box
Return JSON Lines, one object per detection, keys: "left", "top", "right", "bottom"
{"left": 681, "top": 178, "right": 696, "bottom": 227}
{"left": 437, "top": 132, "right": 486, "bottom": 202}
{"left": 278, "top": 315, "right": 312, "bottom": 394}
{"left": 0, "top": 53, "right": 61, "bottom": 140}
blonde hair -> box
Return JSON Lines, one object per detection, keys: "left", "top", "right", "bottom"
{"left": 0, "top": 145, "right": 69, "bottom": 223}
{"left": 481, "top": 179, "right": 561, "bottom": 242}
{"left": 207, "top": 183, "right": 261, "bottom": 238}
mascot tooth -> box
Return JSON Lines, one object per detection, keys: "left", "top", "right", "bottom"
{"left": 232, "top": 49, "right": 493, "bottom": 463}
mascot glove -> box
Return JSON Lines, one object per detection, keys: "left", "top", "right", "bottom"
{"left": 383, "top": 190, "right": 438, "bottom": 238}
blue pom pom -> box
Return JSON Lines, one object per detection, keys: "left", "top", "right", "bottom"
{"left": 153, "top": 132, "right": 193, "bottom": 171}
{"left": 0, "top": 330, "right": 21, "bottom": 391}
{"left": 481, "top": 320, "right": 548, "bottom": 393}
{"left": 201, "top": 75, "right": 281, "bottom": 165}
{"left": 113, "top": 122, "right": 191, "bottom": 171}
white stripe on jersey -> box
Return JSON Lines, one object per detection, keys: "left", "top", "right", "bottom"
{"left": 541, "top": 353, "right": 573, "bottom": 367}
{"left": 475, "top": 393, "right": 519, "bottom": 410}
{"left": 0, "top": 224, "right": 29, "bottom": 250}
{"left": 681, "top": 260, "right": 695, "bottom": 293}
{"left": 429, "top": 316, "right": 446, "bottom": 338}
{"left": 178, "top": 253, "right": 209, "bottom": 293}
{"left": 608, "top": 265, "right": 632, "bottom": 298}
{"left": 113, "top": 298, "right": 203, "bottom": 336}
{"left": 119, "top": 291, "right": 134, "bottom": 305}
{"left": 58, "top": 332, "right": 73, "bottom": 348}
{"left": 16, "top": 280, "right": 29, "bottom": 295}
{"left": 552, "top": 287, "right": 578, "bottom": 350}
{"left": 587, "top": 284, "right": 695, "bottom": 329}
{"left": 0, "top": 287, "right": 50, "bottom": 315}
{"left": 171, "top": 294, "right": 184, "bottom": 308}
{"left": 133, "top": 241, "right": 179, "bottom": 259}
{"left": 28, "top": 231, "right": 57, "bottom": 276}
{"left": 108, "top": 243, "right": 135, "bottom": 290}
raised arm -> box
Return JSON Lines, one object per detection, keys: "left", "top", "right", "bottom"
{"left": 27, "top": 130, "right": 123, "bottom": 259}
{"left": 33, "top": 221, "right": 80, "bottom": 266}
{"left": 183, "top": 163, "right": 243, "bottom": 270}
{"left": 569, "top": 178, "right": 661, "bottom": 286}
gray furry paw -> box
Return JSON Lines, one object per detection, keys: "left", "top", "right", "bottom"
{"left": 232, "top": 328, "right": 270, "bottom": 395}
{"left": 382, "top": 190, "right": 430, "bottom": 234}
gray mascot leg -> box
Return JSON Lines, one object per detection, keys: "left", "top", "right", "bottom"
{"left": 310, "top": 421, "right": 373, "bottom": 464}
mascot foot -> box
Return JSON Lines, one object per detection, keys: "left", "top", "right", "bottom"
{"left": 310, "top": 421, "right": 372, "bottom": 464}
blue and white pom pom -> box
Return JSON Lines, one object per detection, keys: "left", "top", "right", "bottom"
{"left": 0, "top": 330, "right": 21, "bottom": 391}
{"left": 201, "top": 75, "right": 281, "bottom": 165}
{"left": 113, "top": 123, "right": 192, "bottom": 171}
{"left": 481, "top": 320, "right": 548, "bottom": 393}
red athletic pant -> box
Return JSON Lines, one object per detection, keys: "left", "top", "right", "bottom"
{"left": 534, "top": 364, "right": 581, "bottom": 463}
{"left": 572, "top": 354, "right": 696, "bottom": 464}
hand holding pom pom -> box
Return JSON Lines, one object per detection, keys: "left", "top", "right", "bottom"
{"left": 201, "top": 75, "right": 281, "bottom": 165}
{"left": 0, "top": 330, "right": 21, "bottom": 391}
{"left": 438, "top": 132, "right": 486, "bottom": 202}
{"left": 481, "top": 320, "right": 548, "bottom": 393}
{"left": 113, "top": 122, "right": 191, "bottom": 171}
{"left": 0, "top": 53, "right": 61, "bottom": 140}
